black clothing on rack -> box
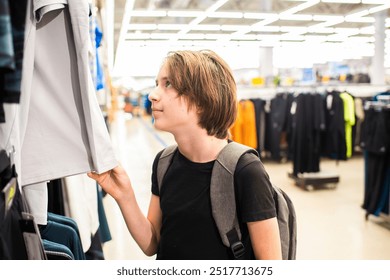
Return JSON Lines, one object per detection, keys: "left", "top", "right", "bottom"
{"left": 250, "top": 98, "right": 266, "bottom": 155}
{"left": 0, "top": 151, "right": 28, "bottom": 259}
{"left": 264, "top": 93, "right": 289, "bottom": 161}
{"left": 360, "top": 106, "right": 390, "bottom": 218}
{"left": 1, "top": 150, "right": 46, "bottom": 259}
{"left": 321, "top": 91, "right": 347, "bottom": 160}
{"left": 0, "top": 0, "right": 27, "bottom": 123}
{"left": 289, "top": 93, "right": 325, "bottom": 176}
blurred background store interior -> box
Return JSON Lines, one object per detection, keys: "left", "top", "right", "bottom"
{"left": 90, "top": 0, "right": 390, "bottom": 260}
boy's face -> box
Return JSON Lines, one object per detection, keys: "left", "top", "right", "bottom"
{"left": 149, "top": 63, "right": 199, "bottom": 135}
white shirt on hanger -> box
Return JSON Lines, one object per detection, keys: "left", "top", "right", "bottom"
{"left": 20, "top": 0, "right": 117, "bottom": 224}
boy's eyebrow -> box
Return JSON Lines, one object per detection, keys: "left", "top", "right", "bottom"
{"left": 155, "top": 76, "right": 170, "bottom": 83}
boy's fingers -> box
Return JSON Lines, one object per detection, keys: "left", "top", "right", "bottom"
{"left": 87, "top": 172, "right": 98, "bottom": 180}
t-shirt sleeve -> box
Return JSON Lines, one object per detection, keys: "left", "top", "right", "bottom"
{"left": 151, "top": 150, "right": 164, "bottom": 196}
{"left": 235, "top": 153, "right": 277, "bottom": 223}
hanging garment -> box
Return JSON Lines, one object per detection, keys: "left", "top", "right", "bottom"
{"left": 0, "top": 154, "right": 28, "bottom": 259}
{"left": 340, "top": 92, "right": 356, "bottom": 158}
{"left": 322, "top": 91, "right": 347, "bottom": 160}
{"left": 361, "top": 108, "right": 390, "bottom": 217}
{"left": 47, "top": 178, "right": 66, "bottom": 216}
{"left": 354, "top": 98, "right": 365, "bottom": 150}
{"left": 285, "top": 93, "right": 296, "bottom": 160}
{"left": 250, "top": 98, "right": 266, "bottom": 155}
{"left": 0, "top": 151, "right": 47, "bottom": 260}
{"left": 19, "top": 0, "right": 117, "bottom": 187}
{"left": 290, "top": 93, "right": 325, "bottom": 175}
{"left": 0, "top": 1, "right": 27, "bottom": 181}
{"left": 39, "top": 218, "right": 85, "bottom": 260}
{"left": 230, "top": 100, "right": 257, "bottom": 149}
{"left": 94, "top": 19, "right": 105, "bottom": 91}
{"left": 18, "top": 0, "right": 117, "bottom": 225}
{"left": 42, "top": 239, "right": 74, "bottom": 260}
{"left": 0, "top": 0, "right": 27, "bottom": 123}
{"left": 62, "top": 174, "right": 100, "bottom": 253}
{"left": 264, "top": 93, "right": 289, "bottom": 161}
{"left": 96, "top": 185, "right": 112, "bottom": 244}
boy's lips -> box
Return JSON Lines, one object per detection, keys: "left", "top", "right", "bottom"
{"left": 152, "top": 107, "right": 163, "bottom": 112}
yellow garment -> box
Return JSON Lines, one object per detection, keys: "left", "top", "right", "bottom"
{"left": 340, "top": 92, "right": 356, "bottom": 158}
{"left": 229, "top": 100, "right": 257, "bottom": 149}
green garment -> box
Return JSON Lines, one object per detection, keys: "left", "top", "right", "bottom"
{"left": 340, "top": 92, "right": 356, "bottom": 158}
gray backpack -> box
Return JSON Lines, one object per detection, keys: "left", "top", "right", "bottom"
{"left": 157, "top": 141, "right": 297, "bottom": 260}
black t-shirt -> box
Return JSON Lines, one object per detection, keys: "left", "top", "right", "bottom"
{"left": 151, "top": 148, "right": 277, "bottom": 260}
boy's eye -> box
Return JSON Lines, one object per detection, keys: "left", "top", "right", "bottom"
{"left": 165, "top": 81, "right": 171, "bottom": 87}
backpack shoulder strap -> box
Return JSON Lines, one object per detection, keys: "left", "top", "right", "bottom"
{"left": 211, "top": 141, "right": 258, "bottom": 258}
{"left": 156, "top": 144, "right": 178, "bottom": 192}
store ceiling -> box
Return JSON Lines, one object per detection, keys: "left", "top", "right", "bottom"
{"left": 110, "top": 0, "right": 390, "bottom": 79}
{"left": 113, "top": 0, "right": 390, "bottom": 50}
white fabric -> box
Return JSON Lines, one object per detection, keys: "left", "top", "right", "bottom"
{"left": 20, "top": 0, "right": 117, "bottom": 186}
{"left": 22, "top": 182, "right": 48, "bottom": 225}
{"left": 19, "top": 0, "right": 117, "bottom": 224}
{"left": 62, "top": 174, "right": 99, "bottom": 253}
{"left": 0, "top": 104, "right": 22, "bottom": 190}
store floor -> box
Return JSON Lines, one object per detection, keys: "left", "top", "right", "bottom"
{"left": 101, "top": 111, "right": 390, "bottom": 260}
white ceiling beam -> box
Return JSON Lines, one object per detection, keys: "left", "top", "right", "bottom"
{"left": 128, "top": 10, "right": 167, "bottom": 16}
{"left": 369, "top": 4, "right": 390, "bottom": 14}
{"left": 118, "top": 0, "right": 390, "bottom": 59}
{"left": 280, "top": 0, "right": 320, "bottom": 15}
{"left": 172, "top": 0, "right": 229, "bottom": 40}
{"left": 244, "top": 12, "right": 278, "bottom": 19}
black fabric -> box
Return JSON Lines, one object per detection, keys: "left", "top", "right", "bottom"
{"left": 0, "top": 104, "right": 4, "bottom": 123}
{"left": 361, "top": 108, "right": 390, "bottom": 217}
{"left": 151, "top": 149, "right": 276, "bottom": 260}
{"left": 0, "top": 157, "right": 28, "bottom": 259}
{"left": 290, "top": 93, "right": 325, "bottom": 175}
{"left": 360, "top": 109, "right": 389, "bottom": 155}
{"left": 47, "top": 179, "right": 65, "bottom": 216}
{"left": 226, "top": 228, "right": 245, "bottom": 259}
{"left": 85, "top": 229, "right": 105, "bottom": 260}
{"left": 250, "top": 98, "right": 266, "bottom": 155}
{"left": 97, "top": 184, "right": 112, "bottom": 243}
{"left": 362, "top": 152, "right": 389, "bottom": 216}
{"left": 0, "top": 0, "right": 27, "bottom": 98}
{"left": 0, "top": 185, "right": 28, "bottom": 259}
{"left": 321, "top": 91, "right": 347, "bottom": 160}
{"left": 0, "top": 149, "right": 10, "bottom": 174}
{"left": 264, "top": 94, "right": 289, "bottom": 161}
{"left": 285, "top": 93, "right": 295, "bottom": 160}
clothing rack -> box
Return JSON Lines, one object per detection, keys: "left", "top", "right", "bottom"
{"left": 361, "top": 96, "right": 390, "bottom": 223}
{"left": 0, "top": 1, "right": 116, "bottom": 259}
{"left": 233, "top": 88, "right": 370, "bottom": 192}
{"left": 364, "top": 97, "right": 390, "bottom": 111}
{"left": 236, "top": 84, "right": 388, "bottom": 101}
